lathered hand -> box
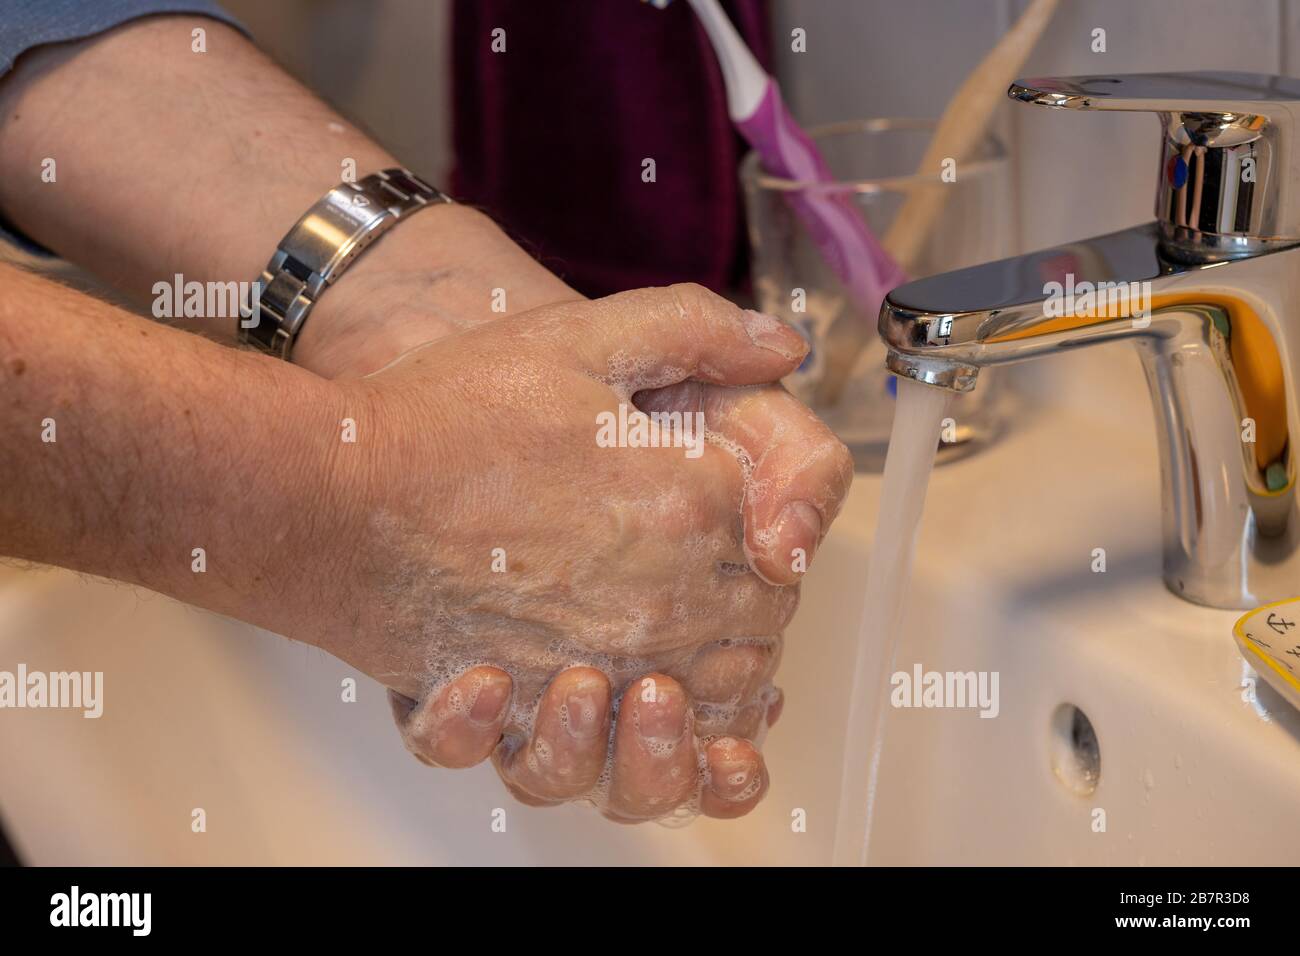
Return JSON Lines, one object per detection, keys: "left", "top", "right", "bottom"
{"left": 314, "top": 284, "right": 851, "bottom": 821}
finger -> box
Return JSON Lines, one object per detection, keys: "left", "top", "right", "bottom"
{"left": 710, "top": 698, "right": 767, "bottom": 739}
{"left": 637, "top": 379, "right": 853, "bottom": 584}
{"left": 604, "top": 674, "right": 699, "bottom": 822}
{"left": 632, "top": 380, "right": 744, "bottom": 554}
{"left": 388, "top": 666, "right": 512, "bottom": 769}
{"left": 678, "top": 639, "right": 781, "bottom": 703}
{"left": 675, "top": 639, "right": 780, "bottom": 736}
{"left": 704, "top": 384, "right": 854, "bottom": 585}
{"left": 499, "top": 777, "right": 565, "bottom": 808}
{"left": 588, "top": 419, "right": 798, "bottom": 643}
{"left": 708, "top": 571, "right": 801, "bottom": 646}
{"left": 623, "top": 397, "right": 750, "bottom": 566}
{"left": 494, "top": 666, "right": 611, "bottom": 803}
{"left": 552, "top": 284, "right": 809, "bottom": 393}
{"left": 766, "top": 687, "right": 784, "bottom": 728}
{"left": 611, "top": 386, "right": 802, "bottom": 639}
{"left": 699, "top": 736, "right": 769, "bottom": 819}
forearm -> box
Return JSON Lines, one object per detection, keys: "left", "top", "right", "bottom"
{"left": 0, "top": 260, "right": 355, "bottom": 639}
{"left": 0, "top": 17, "right": 393, "bottom": 309}
{"left": 0, "top": 15, "right": 576, "bottom": 376}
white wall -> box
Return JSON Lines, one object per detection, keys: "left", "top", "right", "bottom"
{"left": 774, "top": 0, "right": 1286, "bottom": 252}
{"left": 223, "top": 0, "right": 1287, "bottom": 257}
{"left": 221, "top": 0, "right": 455, "bottom": 183}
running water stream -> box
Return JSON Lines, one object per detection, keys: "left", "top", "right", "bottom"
{"left": 833, "top": 376, "right": 953, "bottom": 866}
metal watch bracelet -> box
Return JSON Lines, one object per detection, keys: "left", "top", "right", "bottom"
{"left": 239, "top": 168, "right": 451, "bottom": 361}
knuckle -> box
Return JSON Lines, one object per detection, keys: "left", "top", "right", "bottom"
{"left": 499, "top": 773, "right": 560, "bottom": 808}
{"left": 777, "top": 583, "right": 801, "bottom": 626}
{"left": 828, "top": 437, "right": 855, "bottom": 498}
{"left": 388, "top": 689, "right": 444, "bottom": 766}
{"left": 685, "top": 640, "right": 777, "bottom": 703}
{"left": 728, "top": 701, "right": 767, "bottom": 739}
{"left": 666, "top": 282, "right": 718, "bottom": 325}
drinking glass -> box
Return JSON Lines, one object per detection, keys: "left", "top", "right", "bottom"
{"left": 741, "top": 119, "right": 1013, "bottom": 469}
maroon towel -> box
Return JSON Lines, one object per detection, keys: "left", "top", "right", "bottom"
{"left": 451, "top": 0, "right": 771, "bottom": 298}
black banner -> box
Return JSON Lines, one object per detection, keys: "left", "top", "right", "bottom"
{"left": 0, "top": 866, "right": 1286, "bottom": 941}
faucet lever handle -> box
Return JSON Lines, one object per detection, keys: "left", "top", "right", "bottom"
{"left": 1009, "top": 72, "right": 1300, "bottom": 260}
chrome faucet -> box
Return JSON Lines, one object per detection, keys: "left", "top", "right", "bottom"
{"left": 880, "top": 72, "right": 1300, "bottom": 610}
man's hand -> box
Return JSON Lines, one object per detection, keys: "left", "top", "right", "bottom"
{"left": 289, "top": 236, "right": 855, "bottom": 818}
{"left": 288, "top": 204, "right": 585, "bottom": 379}
{"left": 306, "top": 284, "right": 852, "bottom": 821}
{"left": 0, "top": 13, "right": 856, "bottom": 822}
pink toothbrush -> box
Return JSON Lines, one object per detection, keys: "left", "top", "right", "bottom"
{"left": 648, "top": 0, "right": 906, "bottom": 359}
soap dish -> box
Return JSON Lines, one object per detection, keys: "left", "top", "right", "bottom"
{"left": 1234, "top": 598, "right": 1300, "bottom": 711}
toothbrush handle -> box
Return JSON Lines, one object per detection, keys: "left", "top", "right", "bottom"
{"left": 737, "top": 83, "right": 907, "bottom": 309}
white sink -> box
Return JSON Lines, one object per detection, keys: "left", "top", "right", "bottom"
{"left": 799, "top": 344, "right": 1300, "bottom": 866}
{"left": 1, "top": 345, "right": 1297, "bottom": 865}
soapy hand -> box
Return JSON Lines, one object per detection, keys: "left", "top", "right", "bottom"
{"left": 0, "top": 13, "right": 848, "bottom": 825}
{"left": 311, "top": 283, "right": 852, "bottom": 821}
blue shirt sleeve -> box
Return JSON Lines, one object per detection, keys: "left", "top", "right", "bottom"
{"left": 0, "top": 0, "right": 247, "bottom": 255}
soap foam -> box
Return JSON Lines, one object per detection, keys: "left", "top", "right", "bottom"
{"left": 387, "top": 612, "right": 782, "bottom": 823}
{"left": 596, "top": 349, "right": 686, "bottom": 403}
{"left": 370, "top": 375, "right": 797, "bottom": 822}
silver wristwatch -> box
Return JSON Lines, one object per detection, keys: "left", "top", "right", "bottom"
{"left": 240, "top": 167, "right": 451, "bottom": 360}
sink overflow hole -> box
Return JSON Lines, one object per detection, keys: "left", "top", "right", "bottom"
{"left": 1050, "top": 703, "right": 1100, "bottom": 796}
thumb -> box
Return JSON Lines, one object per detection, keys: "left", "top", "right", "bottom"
{"left": 554, "top": 284, "right": 808, "bottom": 393}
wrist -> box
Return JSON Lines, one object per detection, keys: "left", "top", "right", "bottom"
{"left": 211, "top": 373, "right": 371, "bottom": 647}
{"left": 300, "top": 372, "right": 465, "bottom": 665}
{"left": 290, "top": 204, "right": 581, "bottom": 378}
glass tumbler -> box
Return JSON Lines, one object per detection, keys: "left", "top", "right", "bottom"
{"left": 741, "top": 119, "right": 1013, "bottom": 470}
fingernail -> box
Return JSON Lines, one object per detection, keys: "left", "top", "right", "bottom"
{"left": 468, "top": 672, "right": 512, "bottom": 726}
{"left": 708, "top": 738, "right": 762, "bottom": 802}
{"left": 563, "top": 678, "right": 609, "bottom": 740}
{"left": 772, "top": 500, "right": 822, "bottom": 569}
{"left": 636, "top": 681, "right": 687, "bottom": 748}
{"left": 740, "top": 310, "right": 808, "bottom": 361}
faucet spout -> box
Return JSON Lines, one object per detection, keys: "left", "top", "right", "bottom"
{"left": 879, "top": 221, "right": 1300, "bottom": 609}
{"left": 883, "top": 350, "right": 979, "bottom": 392}
{"left": 874, "top": 71, "right": 1300, "bottom": 608}
{"left": 881, "top": 223, "right": 1197, "bottom": 382}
